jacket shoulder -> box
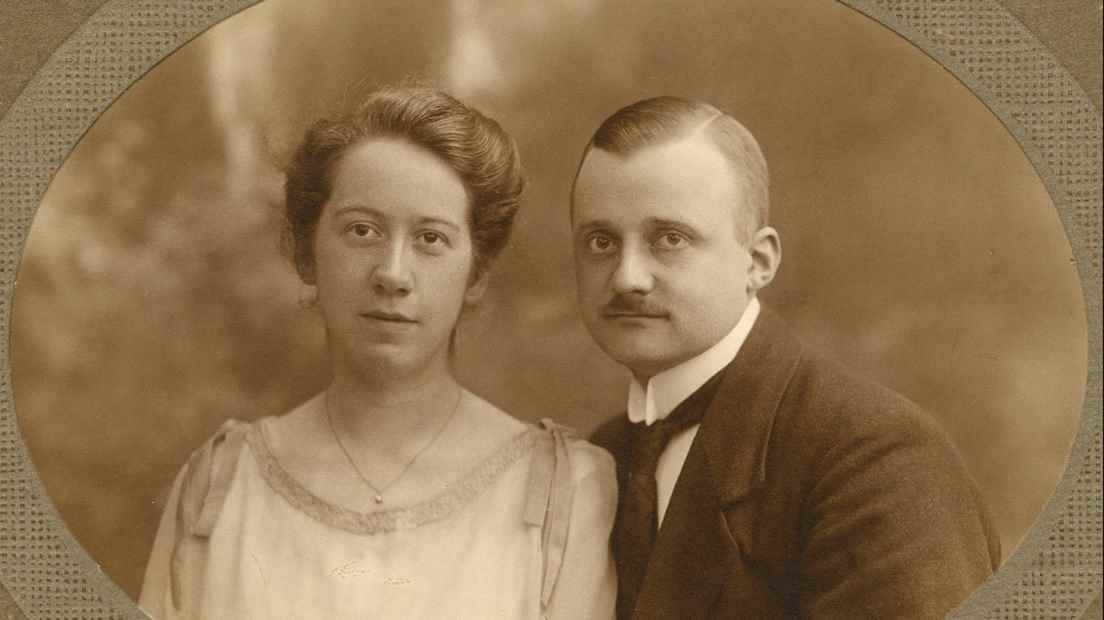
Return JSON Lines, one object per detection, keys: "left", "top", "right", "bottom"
{"left": 783, "top": 349, "right": 947, "bottom": 446}
{"left": 589, "top": 415, "right": 632, "bottom": 461}
{"left": 776, "top": 353, "right": 1002, "bottom": 615}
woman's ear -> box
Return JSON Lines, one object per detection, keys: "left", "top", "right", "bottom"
{"left": 296, "top": 258, "right": 319, "bottom": 308}
{"left": 464, "top": 270, "right": 489, "bottom": 306}
{"left": 747, "top": 226, "right": 782, "bottom": 293}
{"left": 298, "top": 283, "right": 318, "bottom": 309}
{"left": 296, "top": 248, "right": 317, "bottom": 285}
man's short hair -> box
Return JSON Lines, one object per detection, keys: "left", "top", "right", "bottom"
{"left": 577, "top": 96, "right": 769, "bottom": 244}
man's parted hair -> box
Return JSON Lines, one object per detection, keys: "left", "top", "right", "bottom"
{"left": 576, "top": 96, "right": 769, "bottom": 243}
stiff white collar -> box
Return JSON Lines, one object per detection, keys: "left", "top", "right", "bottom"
{"left": 627, "top": 298, "right": 760, "bottom": 426}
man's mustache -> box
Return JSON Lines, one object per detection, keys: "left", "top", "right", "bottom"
{"left": 601, "top": 295, "right": 669, "bottom": 318}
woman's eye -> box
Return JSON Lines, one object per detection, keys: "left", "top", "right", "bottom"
{"left": 654, "top": 231, "right": 689, "bottom": 250}
{"left": 586, "top": 234, "right": 616, "bottom": 254}
{"left": 348, "top": 223, "right": 380, "bottom": 239}
{"left": 416, "top": 231, "right": 449, "bottom": 248}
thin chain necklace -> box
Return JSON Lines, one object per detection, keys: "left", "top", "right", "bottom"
{"left": 325, "top": 386, "right": 463, "bottom": 505}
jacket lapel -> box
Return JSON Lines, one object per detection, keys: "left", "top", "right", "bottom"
{"left": 701, "top": 307, "right": 803, "bottom": 506}
{"left": 631, "top": 306, "right": 804, "bottom": 619}
{"left": 631, "top": 430, "right": 737, "bottom": 620}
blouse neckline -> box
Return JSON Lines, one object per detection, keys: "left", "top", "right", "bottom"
{"left": 245, "top": 419, "right": 539, "bottom": 535}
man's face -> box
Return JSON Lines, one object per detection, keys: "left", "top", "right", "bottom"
{"left": 572, "top": 136, "right": 756, "bottom": 380}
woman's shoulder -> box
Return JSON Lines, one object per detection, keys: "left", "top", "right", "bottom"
{"left": 167, "top": 417, "right": 260, "bottom": 540}
{"left": 172, "top": 411, "right": 300, "bottom": 506}
{"left": 462, "top": 392, "right": 615, "bottom": 492}
{"left": 464, "top": 391, "right": 616, "bottom": 481}
{"left": 257, "top": 396, "right": 322, "bottom": 450}
{"left": 183, "top": 417, "right": 255, "bottom": 472}
{"left": 527, "top": 418, "right": 616, "bottom": 490}
{"left": 460, "top": 391, "right": 530, "bottom": 440}
{"left": 180, "top": 414, "right": 288, "bottom": 483}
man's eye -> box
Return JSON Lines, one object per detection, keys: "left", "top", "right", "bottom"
{"left": 587, "top": 234, "right": 617, "bottom": 254}
{"left": 654, "top": 231, "right": 689, "bottom": 250}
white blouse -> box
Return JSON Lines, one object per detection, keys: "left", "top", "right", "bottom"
{"left": 139, "top": 418, "right": 617, "bottom": 620}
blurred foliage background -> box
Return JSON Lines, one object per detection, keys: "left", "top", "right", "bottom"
{"left": 10, "top": 0, "right": 1087, "bottom": 600}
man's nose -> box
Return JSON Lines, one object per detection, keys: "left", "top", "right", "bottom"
{"left": 371, "top": 240, "right": 413, "bottom": 296}
{"left": 611, "top": 245, "right": 655, "bottom": 295}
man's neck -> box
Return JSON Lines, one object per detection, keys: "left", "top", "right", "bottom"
{"left": 627, "top": 297, "right": 761, "bottom": 425}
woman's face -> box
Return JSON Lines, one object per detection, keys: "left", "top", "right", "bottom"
{"left": 312, "top": 137, "right": 481, "bottom": 380}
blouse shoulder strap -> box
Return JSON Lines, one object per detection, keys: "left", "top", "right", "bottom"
{"left": 524, "top": 418, "right": 577, "bottom": 610}
{"left": 176, "top": 418, "right": 250, "bottom": 538}
{"left": 169, "top": 418, "right": 249, "bottom": 610}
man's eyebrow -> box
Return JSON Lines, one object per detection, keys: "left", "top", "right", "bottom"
{"left": 645, "top": 217, "right": 700, "bottom": 234}
{"left": 645, "top": 217, "right": 690, "bottom": 227}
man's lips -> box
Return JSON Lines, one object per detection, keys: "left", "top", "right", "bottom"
{"left": 601, "top": 311, "right": 667, "bottom": 319}
{"left": 601, "top": 294, "right": 668, "bottom": 320}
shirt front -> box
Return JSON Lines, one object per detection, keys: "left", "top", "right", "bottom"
{"left": 626, "top": 297, "right": 760, "bottom": 526}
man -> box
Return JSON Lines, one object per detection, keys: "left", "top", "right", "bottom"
{"left": 573, "top": 96, "right": 1000, "bottom": 619}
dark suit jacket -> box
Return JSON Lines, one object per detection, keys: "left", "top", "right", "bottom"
{"left": 592, "top": 307, "right": 1001, "bottom": 620}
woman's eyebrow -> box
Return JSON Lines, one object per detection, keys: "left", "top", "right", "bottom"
{"left": 416, "top": 216, "right": 461, "bottom": 233}
{"left": 574, "top": 219, "right": 616, "bottom": 236}
{"left": 332, "top": 204, "right": 384, "bottom": 218}
{"left": 332, "top": 206, "right": 461, "bottom": 233}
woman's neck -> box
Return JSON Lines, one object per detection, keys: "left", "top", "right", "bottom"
{"left": 326, "top": 359, "right": 462, "bottom": 447}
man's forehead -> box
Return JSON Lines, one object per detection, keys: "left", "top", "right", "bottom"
{"left": 573, "top": 135, "right": 739, "bottom": 218}
{"left": 578, "top": 136, "right": 700, "bottom": 174}
{"left": 573, "top": 148, "right": 640, "bottom": 206}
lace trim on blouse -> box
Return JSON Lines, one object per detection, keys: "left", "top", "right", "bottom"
{"left": 244, "top": 421, "right": 539, "bottom": 535}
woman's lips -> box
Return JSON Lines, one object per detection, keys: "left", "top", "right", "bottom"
{"left": 361, "top": 310, "right": 418, "bottom": 324}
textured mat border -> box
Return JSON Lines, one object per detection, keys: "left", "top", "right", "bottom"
{"left": 0, "top": 1, "right": 1099, "bottom": 618}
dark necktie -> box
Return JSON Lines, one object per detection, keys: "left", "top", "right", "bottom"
{"left": 615, "top": 370, "right": 726, "bottom": 620}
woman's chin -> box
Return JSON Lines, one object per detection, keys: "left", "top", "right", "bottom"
{"left": 344, "top": 343, "right": 443, "bottom": 380}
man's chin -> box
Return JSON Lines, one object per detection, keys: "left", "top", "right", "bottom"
{"left": 595, "top": 339, "right": 681, "bottom": 379}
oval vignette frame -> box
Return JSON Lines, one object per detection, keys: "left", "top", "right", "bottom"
{"left": 0, "top": 1, "right": 1100, "bottom": 618}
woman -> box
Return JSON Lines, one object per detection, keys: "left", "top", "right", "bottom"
{"left": 139, "top": 85, "right": 617, "bottom": 619}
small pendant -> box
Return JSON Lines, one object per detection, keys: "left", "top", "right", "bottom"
{"left": 374, "top": 494, "right": 384, "bottom": 504}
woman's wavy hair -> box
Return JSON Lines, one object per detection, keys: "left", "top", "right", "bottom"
{"left": 284, "top": 84, "right": 525, "bottom": 284}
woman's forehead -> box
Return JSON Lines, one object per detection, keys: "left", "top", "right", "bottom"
{"left": 328, "top": 138, "right": 469, "bottom": 224}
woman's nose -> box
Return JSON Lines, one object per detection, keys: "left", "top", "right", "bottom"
{"left": 371, "top": 240, "right": 413, "bottom": 296}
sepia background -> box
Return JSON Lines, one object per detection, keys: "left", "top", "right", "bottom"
{"left": 8, "top": 0, "right": 1089, "bottom": 601}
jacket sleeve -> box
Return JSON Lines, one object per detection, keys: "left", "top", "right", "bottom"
{"left": 798, "top": 406, "right": 1000, "bottom": 619}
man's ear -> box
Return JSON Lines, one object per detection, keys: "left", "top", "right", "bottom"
{"left": 464, "top": 270, "right": 490, "bottom": 306}
{"left": 747, "top": 226, "right": 782, "bottom": 293}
